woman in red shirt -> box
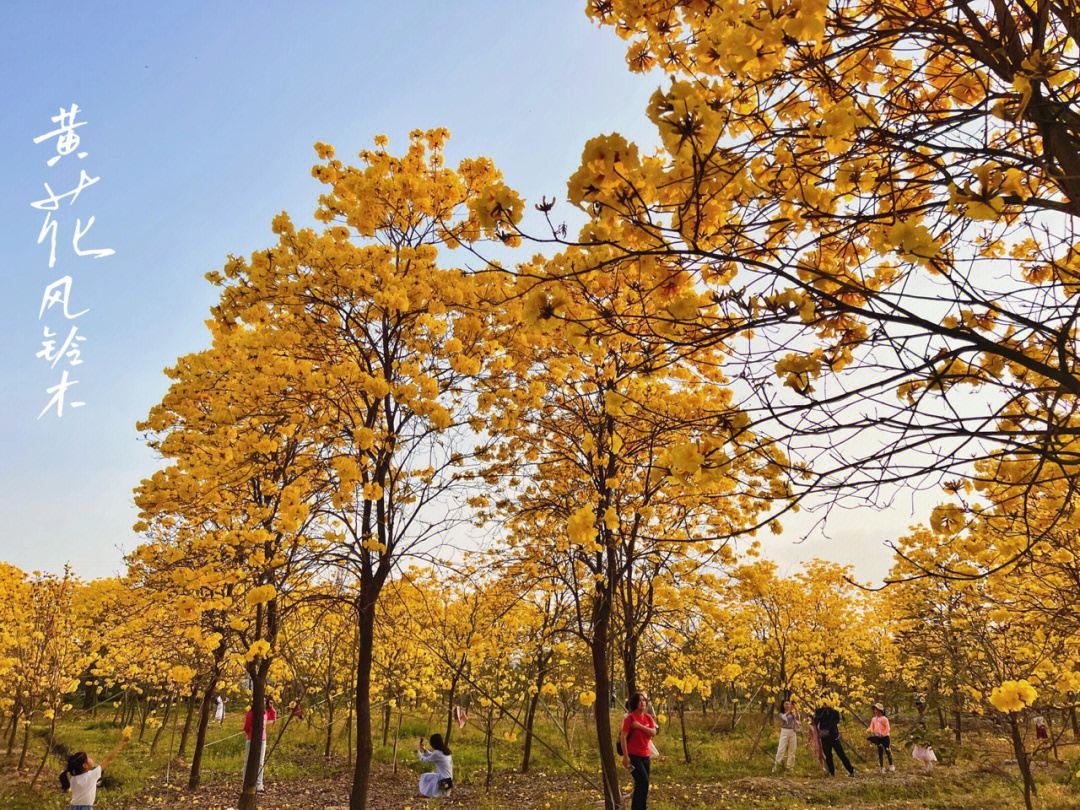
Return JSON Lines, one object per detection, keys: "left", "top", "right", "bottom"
{"left": 620, "top": 692, "right": 657, "bottom": 810}
{"left": 242, "top": 697, "right": 277, "bottom": 791}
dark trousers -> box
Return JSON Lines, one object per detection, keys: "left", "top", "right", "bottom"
{"left": 629, "top": 754, "right": 650, "bottom": 809}
{"left": 868, "top": 734, "right": 892, "bottom": 766}
{"left": 821, "top": 734, "right": 853, "bottom": 775}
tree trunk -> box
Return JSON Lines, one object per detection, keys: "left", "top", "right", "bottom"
{"left": 6, "top": 703, "right": 20, "bottom": 754}
{"left": 17, "top": 719, "right": 31, "bottom": 771}
{"left": 936, "top": 706, "right": 946, "bottom": 730}
{"left": 392, "top": 706, "right": 403, "bottom": 775}
{"left": 325, "top": 695, "right": 335, "bottom": 760}
{"left": 485, "top": 712, "right": 494, "bottom": 791}
{"left": 381, "top": 701, "right": 391, "bottom": 747}
{"left": 30, "top": 714, "right": 57, "bottom": 788}
{"left": 238, "top": 663, "right": 269, "bottom": 810}
{"left": 623, "top": 630, "right": 638, "bottom": 702}
{"left": 952, "top": 692, "right": 962, "bottom": 744}
{"left": 1009, "top": 713, "right": 1036, "bottom": 810}
{"left": 444, "top": 667, "right": 461, "bottom": 744}
{"left": 139, "top": 697, "right": 154, "bottom": 741}
{"left": 348, "top": 593, "right": 378, "bottom": 810}
{"left": 1071, "top": 705, "right": 1080, "bottom": 741}
{"left": 150, "top": 693, "right": 175, "bottom": 754}
{"left": 521, "top": 690, "right": 541, "bottom": 773}
{"left": 679, "top": 700, "right": 691, "bottom": 763}
{"left": 178, "top": 693, "right": 196, "bottom": 759}
{"left": 591, "top": 579, "right": 621, "bottom": 810}
{"left": 189, "top": 653, "right": 224, "bottom": 791}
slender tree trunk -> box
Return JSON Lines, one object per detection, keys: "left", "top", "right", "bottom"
{"left": 6, "top": 703, "right": 20, "bottom": 754}
{"left": 444, "top": 668, "right": 461, "bottom": 744}
{"left": 1009, "top": 713, "right": 1036, "bottom": 810}
{"left": 325, "top": 696, "right": 335, "bottom": 759}
{"left": 30, "top": 714, "right": 57, "bottom": 787}
{"left": 485, "top": 713, "right": 494, "bottom": 791}
{"left": 111, "top": 695, "right": 123, "bottom": 727}
{"left": 348, "top": 592, "right": 378, "bottom": 810}
{"left": 178, "top": 694, "right": 196, "bottom": 759}
{"left": 591, "top": 579, "right": 621, "bottom": 810}
{"left": 139, "top": 697, "right": 154, "bottom": 741}
{"left": 1071, "top": 706, "right": 1079, "bottom": 741}
{"left": 150, "top": 693, "right": 175, "bottom": 754}
{"left": 189, "top": 669, "right": 220, "bottom": 791}
{"left": 521, "top": 690, "right": 541, "bottom": 773}
{"left": 392, "top": 706, "right": 403, "bottom": 775}
{"left": 952, "top": 693, "right": 962, "bottom": 744}
{"left": 17, "top": 719, "right": 31, "bottom": 771}
{"left": 679, "top": 700, "right": 691, "bottom": 763}
{"left": 623, "top": 631, "right": 638, "bottom": 702}
{"left": 381, "top": 701, "right": 391, "bottom": 747}
{"left": 936, "top": 706, "right": 946, "bottom": 730}
{"left": 238, "top": 662, "right": 269, "bottom": 810}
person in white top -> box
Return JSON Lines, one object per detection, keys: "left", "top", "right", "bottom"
{"left": 60, "top": 728, "right": 131, "bottom": 808}
{"left": 215, "top": 694, "right": 226, "bottom": 725}
{"left": 416, "top": 733, "right": 453, "bottom": 798}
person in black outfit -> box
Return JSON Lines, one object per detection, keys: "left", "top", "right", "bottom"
{"left": 813, "top": 697, "right": 855, "bottom": 777}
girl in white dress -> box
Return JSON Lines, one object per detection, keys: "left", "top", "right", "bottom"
{"left": 416, "top": 733, "right": 453, "bottom": 798}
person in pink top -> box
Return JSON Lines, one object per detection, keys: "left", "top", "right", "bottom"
{"left": 242, "top": 697, "right": 277, "bottom": 791}
{"left": 866, "top": 702, "right": 894, "bottom": 772}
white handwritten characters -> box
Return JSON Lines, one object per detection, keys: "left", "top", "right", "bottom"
{"left": 32, "top": 104, "right": 88, "bottom": 167}
{"left": 37, "top": 370, "right": 84, "bottom": 420}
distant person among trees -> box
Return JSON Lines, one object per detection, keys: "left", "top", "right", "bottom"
{"left": 242, "top": 697, "right": 277, "bottom": 792}
{"left": 214, "top": 694, "right": 226, "bottom": 725}
{"left": 416, "top": 733, "right": 453, "bottom": 798}
{"left": 772, "top": 698, "right": 800, "bottom": 774}
{"left": 867, "top": 703, "right": 894, "bottom": 773}
{"left": 621, "top": 692, "right": 658, "bottom": 810}
{"left": 813, "top": 695, "right": 855, "bottom": 777}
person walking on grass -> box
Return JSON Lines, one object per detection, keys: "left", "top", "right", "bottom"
{"left": 242, "top": 696, "right": 277, "bottom": 792}
{"left": 59, "top": 726, "right": 132, "bottom": 809}
{"left": 867, "top": 702, "right": 894, "bottom": 773}
{"left": 621, "top": 692, "right": 658, "bottom": 810}
{"left": 813, "top": 694, "right": 855, "bottom": 778}
{"left": 772, "top": 698, "right": 800, "bottom": 774}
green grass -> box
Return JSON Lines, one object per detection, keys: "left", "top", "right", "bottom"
{"left": 2, "top": 705, "right": 1077, "bottom": 808}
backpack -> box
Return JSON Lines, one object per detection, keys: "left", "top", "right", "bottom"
{"left": 437, "top": 776, "right": 454, "bottom": 792}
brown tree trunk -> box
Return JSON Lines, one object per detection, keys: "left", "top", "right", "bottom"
{"left": 6, "top": 703, "right": 20, "bottom": 754}
{"left": 623, "top": 630, "right": 638, "bottom": 702}
{"left": 444, "top": 668, "right": 461, "bottom": 744}
{"left": 679, "top": 700, "right": 691, "bottom": 763}
{"left": 521, "top": 690, "right": 541, "bottom": 773}
{"left": 238, "top": 662, "right": 269, "bottom": 810}
{"left": 381, "top": 701, "right": 391, "bottom": 747}
{"left": 178, "top": 694, "right": 196, "bottom": 759}
{"left": 30, "top": 713, "right": 57, "bottom": 787}
{"left": 150, "top": 693, "right": 175, "bottom": 754}
{"left": 1009, "top": 713, "right": 1036, "bottom": 810}
{"left": 17, "top": 719, "right": 31, "bottom": 771}
{"left": 591, "top": 576, "right": 621, "bottom": 810}
{"left": 348, "top": 590, "right": 379, "bottom": 810}
{"left": 325, "top": 695, "right": 335, "bottom": 759}
{"left": 189, "top": 655, "right": 224, "bottom": 791}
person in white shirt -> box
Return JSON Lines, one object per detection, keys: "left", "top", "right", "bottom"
{"left": 215, "top": 694, "right": 226, "bottom": 725}
{"left": 416, "top": 733, "right": 453, "bottom": 798}
{"left": 59, "top": 730, "right": 130, "bottom": 809}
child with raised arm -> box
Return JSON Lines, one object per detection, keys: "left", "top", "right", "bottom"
{"left": 59, "top": 726, "right": 132, "bottom": 809}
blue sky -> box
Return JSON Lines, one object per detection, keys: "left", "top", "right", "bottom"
{"left": 1, "top": 1, "right": 902, "bottom": 582}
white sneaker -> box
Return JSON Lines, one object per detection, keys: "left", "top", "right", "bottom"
{"left": 889, "top": 765, "right": 895, "bottom": 772}
{"left": 880, "top": 767, "right": 886, "bottom": 774}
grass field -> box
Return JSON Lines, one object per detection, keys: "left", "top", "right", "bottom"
{"left": 2, "top": 706, "right": 1078, "bottom": 809}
